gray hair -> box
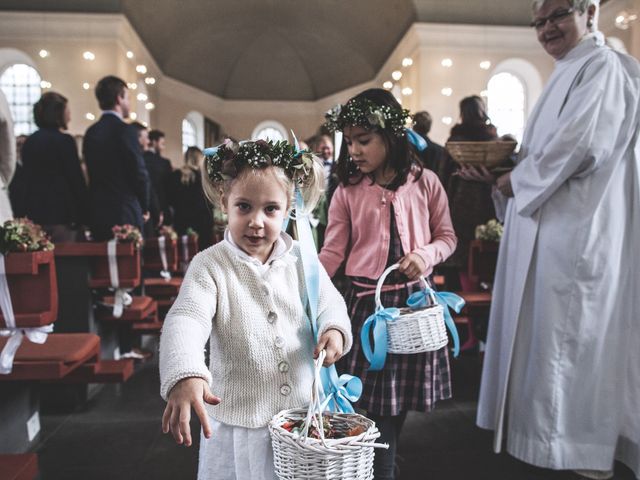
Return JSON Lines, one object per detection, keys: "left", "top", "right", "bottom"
{"left": 532, "top": 0, "right": 599, "bottom": 13}
{"left": 531, "top": 0, "right": 599, "bottom": 29}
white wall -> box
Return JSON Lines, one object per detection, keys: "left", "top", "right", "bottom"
{"left": 1, "top": 5, "right": 638, "bottom": 163}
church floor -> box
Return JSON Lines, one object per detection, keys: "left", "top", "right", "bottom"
{"left": 32, "top": 343, "right": 636, "bottom": 480}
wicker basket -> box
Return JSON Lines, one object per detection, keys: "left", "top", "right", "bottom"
{"left": 445, "top": 141, "right": 517, "bottom": 169}
{"left": 376, "top": 264, "right": 448, "bottom": 354}
{"left": 269, "top": 351, "right": 387, "bottom": 480}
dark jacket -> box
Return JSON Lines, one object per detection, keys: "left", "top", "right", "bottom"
{"left": 418, "top": 135, "right": 446, "bottom": 179}
{"left": 18, "top": 128, "right": 89, "bottom": 226}
{"left": 83, "top": 113, "right": 150, "bottom": 240}
{"left": 143, "top": 150, "right": 173, "bottom": 224}
{"left": 168, "top": 168, "right": 213, "bottom": 249}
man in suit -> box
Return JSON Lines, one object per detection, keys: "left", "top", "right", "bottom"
{"left": 83, "top": 76, "right": 150, "bottom": 241}
{"left": 413, "top": 111, "right": 446, "bottom": 181}
{"left": 144, "top": 129, "right": 173, "bottom": 229}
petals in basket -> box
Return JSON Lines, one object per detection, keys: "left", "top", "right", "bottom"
{"left": 361, "top": 307, "right": 400, "bottom": 371}
{"left": 407, "top": 289, "right": 465, "bottom": 357}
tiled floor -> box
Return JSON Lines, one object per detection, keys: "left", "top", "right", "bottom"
{"left": 33, "top": 349, "right": 636, "bottom": 479}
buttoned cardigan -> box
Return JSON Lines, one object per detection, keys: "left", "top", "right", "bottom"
{"left": 319, "top": 169, "right": 457, "bottom": 279}
{"left": 159, "top": 239, "right": 352, "bottom": 428}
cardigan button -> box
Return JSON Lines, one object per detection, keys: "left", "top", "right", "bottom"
{"left": 274, "top": 336, "right": 285, "bottom": 348}
{"left": 280, "top": 384, "right": 291, "bottom": 396}
{"left": 267, "top": 311, "right": 277, "bottom": 324}
{"left": 278, "top": 361, "right": 290, "bottom": 373}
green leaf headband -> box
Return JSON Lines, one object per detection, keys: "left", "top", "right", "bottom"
{"left": 203, "top": 138, "right": 315, "bottom": 184}
{"left": 324, "top": 97, "right": 412, "bottom": 137}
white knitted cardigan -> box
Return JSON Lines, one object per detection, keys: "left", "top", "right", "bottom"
{"left": 159, "top": 239, "right": 352, "bottom": 428}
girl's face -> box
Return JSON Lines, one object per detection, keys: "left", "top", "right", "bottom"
{"left": 343, "top": 125, "right": 388, "bottom": 176}
{"left": 222, "top": 168, "right": 290, "bottom": 264}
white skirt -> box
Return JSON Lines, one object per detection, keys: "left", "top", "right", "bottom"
{"left": 197, "top": 416, "right": 277, "bottom": 480}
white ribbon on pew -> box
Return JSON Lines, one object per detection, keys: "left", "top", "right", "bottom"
{"left": 158, "top": 236, "right": 171, "bottom": 280}
{"left": 180, "top": 235, "right": 189, "bottom": 273}
{"left": 0, "top": 254, "right": 54, "bottom": 374}
{"left": 107, "top": 240, "right": 132, "bottom": 318}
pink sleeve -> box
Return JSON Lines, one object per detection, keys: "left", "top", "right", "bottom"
{"left": 413, "top": 175, "right": 457, "bottom": 272}
{"left": 318, "top": 185, "right": 351, "bottom": 278}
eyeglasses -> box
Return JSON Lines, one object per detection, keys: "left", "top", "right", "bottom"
{"left": 530, "top": 8, "right": 575, "bottom": 29}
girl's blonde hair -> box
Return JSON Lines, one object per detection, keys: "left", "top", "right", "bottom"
{"left": 201, "top": 148, "right": 324, "bottom": 218}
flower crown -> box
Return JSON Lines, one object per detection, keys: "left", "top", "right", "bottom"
{"left": 204, "top": 138, "right": 315, "bottom": 184}
{"left": 324, "top": 98, "right": 411, "bottom": 136}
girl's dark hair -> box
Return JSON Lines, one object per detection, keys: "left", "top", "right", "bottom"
{"left": 33, "top": 91, "right": 68, "bottom": 130}
{"left": 335, "top": 88, "right": 422, "bottom": 190}
{"left": 459, "top": 95, "right": 490, "bottom": 127}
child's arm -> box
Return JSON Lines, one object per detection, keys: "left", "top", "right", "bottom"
{"left": 314, "top": 260, "right": 353, "bottom": 365}
{"left": 159, "top": 254, "right": 218, "bottom": 444}
{"left": 318, "top": 185, "right": 350, "bottom": 277}
{"left": 400, "top": 174, "right": 457, "bottom": 280}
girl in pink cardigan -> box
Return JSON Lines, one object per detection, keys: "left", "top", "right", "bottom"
{"left": 319, "top": 88, "right": 457, "bottom": 480}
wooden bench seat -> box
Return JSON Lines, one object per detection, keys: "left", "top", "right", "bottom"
{"left": 457, "top": 291, "right": 492, "bottom": 309}
{"left": 0, "top": 453, "right": 38, "bottom": 480}
{"left": 95, "top": 296, "right": 157, "bottom": 322}
{"left": 144, "top": 277, "right": 182, "bottom": 297}
{"left": 0, "top": 333, "right": 132, "bottom": 382}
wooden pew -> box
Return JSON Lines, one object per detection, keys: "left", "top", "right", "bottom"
{"left": 0, "top": 453, "right": 38, "bottom": 480}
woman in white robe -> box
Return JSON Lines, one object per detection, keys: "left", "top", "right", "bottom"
{"left": 472, "top": 0, "right": 640, "bottom": 478}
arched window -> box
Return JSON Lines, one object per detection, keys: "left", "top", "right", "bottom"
{"left": 487, "top": 72, "right": 526, "bottom": 145}
{"left": 0, "top": 63, "right": 41, "bottom": 135}
{"left": 182, "top": 118, "right": 197, "bottom": 153}
{"left": 252, "top": 120, "right": 287, "bottom": 142}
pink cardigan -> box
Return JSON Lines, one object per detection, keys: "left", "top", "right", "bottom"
{"left": 319, "top": 170, "right": 457, "bottom": 280}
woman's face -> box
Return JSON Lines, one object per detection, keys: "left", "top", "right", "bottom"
{"left": 533, "top": 0, "right": 592, "bottom": 60}
{"left": 343, "top": 125, "right": 388, "bottom": 177}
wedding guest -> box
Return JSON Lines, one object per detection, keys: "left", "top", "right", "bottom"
{"left": 412, "top": 111, "right": 445, "bottom": 175}
{"left": 0, "top": 88, "right": 15, "bottom": 222}
{"left": 144, "top": 129, "right": 173, "bottom": 226}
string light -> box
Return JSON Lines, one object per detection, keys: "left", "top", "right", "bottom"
{"left": 82, "top": 82, "right": 90, "bottom": 90}
{"left": 145, "top": 102, "right": 155, "bottom": 110}
{"left": 401, "top": 87, "right": 413, "bottom": 96}
{"left": 383, "top": 81, "right": 393, "bottom": 90}
{"left": 130, "top": 112, "right": 137, "bottom": 120}
{"left": 126, "top": 51, "right": 134, "bottom": 59}
{"left": 441, "top": 116, "right": 453, "bottom": 125}
{"left": 401, "top": 57, "right": 413, "bottom": 67}
{"left": 137, "top": 93, "right": 148, "bottom": 101}
{"left": 136, "top": 65, "right": 147, "bottom": 74}
{"left": 86, "top": 113, "right": 95, "bottom": 120}
{"left": 40, "top": 80, "right": 52, "bottom": 89}
{"left": 144, "top": 77, "right": 156, "bottom": 85}
{"left": 127, "top": 82, "right": 138, "bottom": 90}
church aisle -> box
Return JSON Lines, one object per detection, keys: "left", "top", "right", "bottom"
{"left": 32, "top": 351, "right": 635, "bottom": 479}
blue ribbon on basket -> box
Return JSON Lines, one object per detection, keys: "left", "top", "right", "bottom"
{"left": 287, "top": 131, "right": 362, "bottom": 414}
{"left": 406, "top": 289, "right": 465, "bottom": 358}
{"left": 361, "top": 307, "right": 400, "bottom": 372}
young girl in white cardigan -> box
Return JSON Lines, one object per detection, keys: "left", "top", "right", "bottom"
{"left": 159, "top": 139, "right": 352, "bottom": 480}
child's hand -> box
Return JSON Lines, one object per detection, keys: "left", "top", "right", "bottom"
{"left": 314, "top": 329, "right": 344, "bottom": 366}
{"left": 397, "top": 253, "right": 427, "bottom": 280}
{"left": 162, "top": 377, "right": 221, "bottom": 447}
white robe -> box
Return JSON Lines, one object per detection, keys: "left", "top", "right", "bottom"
{"left": 477, "top": 32, "right": 640, "bottom": 477}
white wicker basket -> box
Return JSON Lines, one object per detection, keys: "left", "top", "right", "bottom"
{"left": 269, "top": 351, "right": 388, "bottom": 480}
{"left": 376, "top": 264, "right": 448, "bottom": 354}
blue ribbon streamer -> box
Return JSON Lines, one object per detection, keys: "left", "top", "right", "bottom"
{"left": 406, "top": 289, "right": 465, "bottom": 357}
{"left": 360, "top": 307, "right": 400, "bottom": 371}
{"left": 203, "top": 146, "right": 219, "bottom": 156}
{"left": 286, "top": 137, "right": 362, "bottom": 413}
{"left": 406, "top": 128, "right": 428, "bottom": 152}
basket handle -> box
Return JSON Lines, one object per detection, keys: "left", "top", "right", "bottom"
{"left": 374, "top": 264, "right": 434, "bottom": 311}
{"left": 300, "top": 350, "right": 328, "bottom": 444}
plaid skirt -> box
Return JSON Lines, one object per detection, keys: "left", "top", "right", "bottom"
{"left": 339, "top": 280, "right": 452, "bottom": 416}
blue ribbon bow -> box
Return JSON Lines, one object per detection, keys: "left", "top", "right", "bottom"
{"left": 360, "top": 307, "right": 400, "bottom": 372}
{"left": 406, "top": 289, "right": 465, "bottom": 357}
{"left": 320, "top": 365, "right": 363, "bottom": 413}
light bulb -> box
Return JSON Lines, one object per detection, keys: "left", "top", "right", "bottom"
{"left": 441, "top": 87, "right": 453, "bottom": 97}
{"left": 40, "top": 80, "right": 52, "bottom": 89}
{"left": 39, "top": 49, "right": 49, "bottom": 58}
{"left": 83, "top": 51, "right": 95, "bottom": 61}
{"left": 401, "top": 87, "right": 413, "bottom": 96}
{"left": 130, "top": 112, "right": 137, "bottom": 120}
{"left": 127, "top": 82, "right": 138, "bottom": 90}
{"left": 82, "top": 82, "right": 90, "bottom": 90}
{"left": 126, "top": 51, "right": 134, "bottom": 59}
{"left": 137, "top": 93, "right": 148, "bottom": 101}
{"left": 144, "top": 77, "right": 156, "bottom": 85}
{"left": 480, "top": 61, "right": 491, "bottom": 70}
{"left": 145, "top": 102, "right": 155, "bottom": 110}
{"left": 86, "top": 113, "right": 95, "bottom": 121}
{"left": 383, "top": 81, "right": 393, "bottom": 90}
{"left": 136, "top": 65, "right": 147, "bottom": 74}
{"left": 391, "top": 70, "right": 402, "bottom": 81}
{"left": 441, "top": 58, "right": 453, "bottom": 68}
{"left": 442, "top": 116, "right": 453, "bottom": 125}
{"left": 402, "top": 57, "right": 413, "bottom": 67}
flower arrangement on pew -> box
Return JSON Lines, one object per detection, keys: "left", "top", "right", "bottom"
{"left": 474, "top": 219, "right": 503, "bottom": 242}
{"left": 158, "top": 225, "right": 178, "bottom": 241}
{"left": 0, "top": 218, "right": 54, "bottom": 254}
{"left": 184, "top": 227, "right": 199, "bottom": 240}
{"left": 111, "top": 224, "right": 143, "bottom": 249}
